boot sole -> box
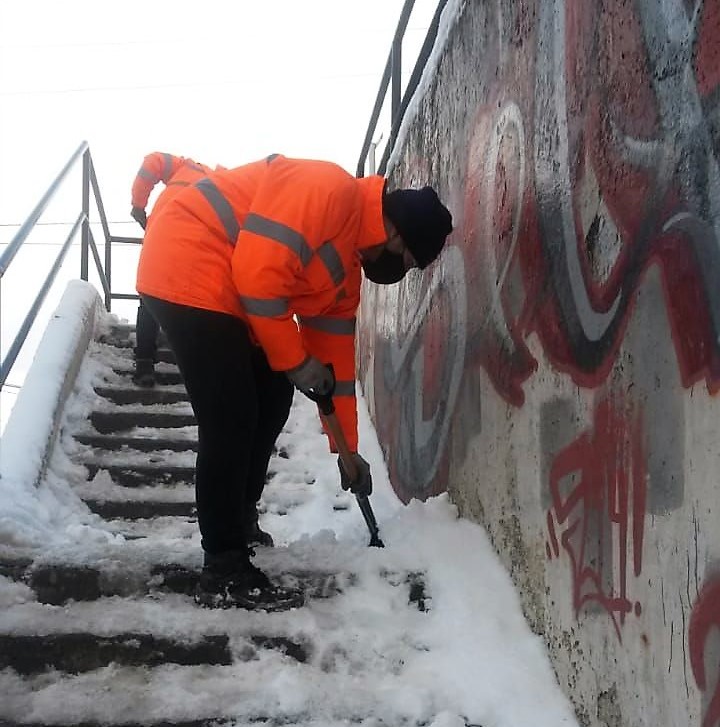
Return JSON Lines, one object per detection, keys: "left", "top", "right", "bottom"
{"left": 246, "top": 537, "right": 275, "bottom": 548}
{"left": 193, "top": 587, "right": 304, "bottom": 612}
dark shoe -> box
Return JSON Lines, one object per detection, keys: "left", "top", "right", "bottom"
{"left": 133, "top": 358, "right": 155, "bottom": 388}
{"left": 194, "top": 552, "right": 303, "bottom": 611}
{"left": 244, "top": 506, "right": 274, "bottom": 547}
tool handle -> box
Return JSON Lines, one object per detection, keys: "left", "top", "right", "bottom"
{"left": 317, "top": 391, "right": 385, "bottom": 548}
{"left": 357, "top": 494, "right": 379, "bottom": 532}
{"left": 357, "top": 494, "right": 384, "bottom": 547}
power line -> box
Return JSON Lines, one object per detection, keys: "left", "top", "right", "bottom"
{"left": 0, "top": 24, "right": 419, "bottom": 52}
{"left": 0, "top": 220, "right": 137, "bottom": 228}
{"left": 0, "top": 241, "right": 141, "bottom": 247}
{"left": 0, "top": 39, "right": 187, "bottom": 51}
{"left": 0, "top": 71, "right": 381, "bottom": 97}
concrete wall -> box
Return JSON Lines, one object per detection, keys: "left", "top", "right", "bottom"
{"left": 357, "top": 1, "right": 720, "bottom": 725}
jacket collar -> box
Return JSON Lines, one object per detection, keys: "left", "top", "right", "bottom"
{"left": 355, "top": 176, "right": 387, "bottom": 250}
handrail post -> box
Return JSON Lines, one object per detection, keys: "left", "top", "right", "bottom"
{"left": 87, "top": 155, "right": 114, "bottom": 310}
{"left": 391, "top": 37, "right": 402, "bottom": 143}
{"left": 369, "top": 142, "right": 377, "bottom": 176}
{"left": 104, "top": 227, "right": 112, "bottom": 311}
{"left": 369, "top": 133, "right": 383, "bottom": 176}
{"left": 81, "top": 149, "right": 91, "bottom": 281}
{"left": 356, "top": 0, "right": 415, "bottom": 176}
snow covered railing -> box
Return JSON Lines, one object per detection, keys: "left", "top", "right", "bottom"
{"left": 0, "top": 281, "right": 103, "bottom": 491}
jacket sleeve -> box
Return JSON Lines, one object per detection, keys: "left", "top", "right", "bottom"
{"left": 298, "top": 282, "right": 360, "bottom": 451}
{"left": 131, "top": 152, "right": 185, "bottom": 209}
{"left": 230, "top": 163, "right": 359, "bottom": 373}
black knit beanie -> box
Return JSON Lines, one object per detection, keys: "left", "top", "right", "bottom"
{"left": 382, "top": 187, "right": 453, "bottom": 269}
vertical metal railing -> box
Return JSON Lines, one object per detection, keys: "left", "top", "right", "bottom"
{"left": 357, "top": 0, "right": 450, "bottom": 177}
{"left": 0, "top": 141, "right": 142, "bottom": 390}
{"left": 81, "top": 149, "right": 91, "bottom": 281}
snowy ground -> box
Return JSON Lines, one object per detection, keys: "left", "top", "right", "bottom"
{"left": 0, "top": 307, "right": 578, "bottom": 727}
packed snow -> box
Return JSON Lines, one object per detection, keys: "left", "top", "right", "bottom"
{"left": 0, "top": 288, "right": 578, "bottom": 726}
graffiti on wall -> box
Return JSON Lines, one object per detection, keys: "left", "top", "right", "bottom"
{"left": 690, "top": 577, "right": 720, "bottom": 727}
{"left": 368, "top": 0, "right": 720, "bottom": 499}
{"left": 531, "top": 0, "right": 720, "bottom": 390}
{"left": 371, "top": 246, "right": 468, "bottom": 499}
{"left": 545, "top": 395, "right": 647, "bottom": 640}
{"left": 362, "top": 0, "right": 720, "bottom": 652}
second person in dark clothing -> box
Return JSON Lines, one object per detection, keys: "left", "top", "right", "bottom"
{"left": 129, "top": 152, "right": 215, "bottom": 387}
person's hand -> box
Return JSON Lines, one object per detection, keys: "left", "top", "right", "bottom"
{"left": 338, "top": 453, "right": 372, "bottom": 497}
{"left": 131, "top": 206, "right": 147, "bottom": 230}
{"left": 286, "top": 356, "right": 335, "bottom": 399}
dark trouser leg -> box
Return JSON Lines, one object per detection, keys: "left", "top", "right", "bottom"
{"left": 135, "top": 298, "right": 160, "bottom": 361}
{"left": 141, "top": 295, "right": 258, "bottom": 555}
{"left": 245, "top": 345, "right": 294, "bottom": 510}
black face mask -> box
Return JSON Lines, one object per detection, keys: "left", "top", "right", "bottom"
{"left": 361, "top": 249, "right": 407, "bottom": 284}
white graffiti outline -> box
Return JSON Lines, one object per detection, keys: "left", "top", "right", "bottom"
{"left": 386, "top": 245, "right": 467, "bottom": 488}
{"left": 535, "top": 0, "right": 622, "bottom": 341}
{"left": 479, "top": 101, "right": 527, "bottom": 338}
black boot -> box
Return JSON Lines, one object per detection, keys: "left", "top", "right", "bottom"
{"left": 244, "top": 505, "right": 274, "bottom": 547}
{"left": 133, "top": 358, "right": 155, "bottom": 388}
{"left": 194, "top": 549, "right": 303, "bottom": 611}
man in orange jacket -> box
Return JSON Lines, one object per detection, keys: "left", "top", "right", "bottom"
{"left": 136, "top": 153, "right": 452, "bottom": 611}
{"left": 129, "top": 152, "right": 214, "bottom": 387}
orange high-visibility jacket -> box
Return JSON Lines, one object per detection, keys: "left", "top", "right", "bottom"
{"left": 131, "top": 152, "right": 214, "bottom": 221}
{"left": 136, "top": 154, "right": 387, "bottom": 451}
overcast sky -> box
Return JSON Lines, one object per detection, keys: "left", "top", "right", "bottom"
{"left": 0, "top": 0, "right": 436, "bottom": 226}
{"left": 0, "top": 0, "right": 437, "bottom": 425}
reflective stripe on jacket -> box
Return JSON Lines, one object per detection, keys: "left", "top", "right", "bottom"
{"left": 131, "top": 152, "right": 213, "bottom": 219}
{"left": 136, "top": 154, "right": 387, "bottom": 451}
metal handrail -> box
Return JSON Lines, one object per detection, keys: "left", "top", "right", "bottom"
{"left": 0, "top": 141, "right": 142, "bottom": 390}
{"left": 356, "top": 0, "right": 416, "bottom": 177}
{"left": 0, "top": 142, "right": 89, "bottom": 277}
{"left": 0, "top": 214, "right": 84, "bottom": 388}
{"left": 356, "top": 0, "right": 449, "bottom": 177}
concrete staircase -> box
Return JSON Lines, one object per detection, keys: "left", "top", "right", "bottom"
{"left": 0, "top": 324, "right": 432, "bottom": 727}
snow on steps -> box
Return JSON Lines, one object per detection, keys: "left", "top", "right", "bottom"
{"left": 0, "top": 322, "right": 439, "bottom": 727}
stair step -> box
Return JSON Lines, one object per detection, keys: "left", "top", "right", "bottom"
{"left": 84, "top": 499, "right": 196, "bottom": 519}
{"left": 17, "top": 562, "right": 425, "bottom": 607}
{"left": 0, "top": 633, "right": 231, "bottom": 675}
{"left": 0, "top": 722, "right": 227, "bottom": 727}
{"left": 0, "top": 721, "right": 229, "bottom": 727}
{"left": 84, "top": 462, "right": 195, "bottom": 487}
{"left": 21, "top": 562, "right": 353, "bottom": 604}
{"left": 152, "top": 565, "right": 352, "bottom": 601}
{"left": 105, "top": 344, "right": 176, "bottom": 364}
{"left": 94, "top": 386, "right": 189, "bottom": 406}
{"left": 90, "top": 410, "right": 196, "bottom": 433}
{"left": 0, "top": 719, "right": 469, "bottom": 727}
{"left": 99, "top": 323, "right": 169, "bottom": 346}
{"left": 0, "top": 558, "right": 32, "bottom": 580}
{"left": 111, "top": 366, "right": 185, "bottom": 386}
{"left": 74, "top": 433, "right": 198, "bottom": 453}
{"left": 0, "top": 718, "right": 474, "bottom": 727}
{"left": 26, "top": 562, "right": 354, "bottom": 604}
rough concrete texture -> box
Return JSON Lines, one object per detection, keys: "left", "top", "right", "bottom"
{"left": 356, "top": 1, "right": 720, "bottom": 725}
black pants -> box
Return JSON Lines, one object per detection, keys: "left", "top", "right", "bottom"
{"left": 141, "top": 295, "right": 294, "bottom": 555}
{"left": 135, "top": 298, "right": 160, "bottom": 361}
